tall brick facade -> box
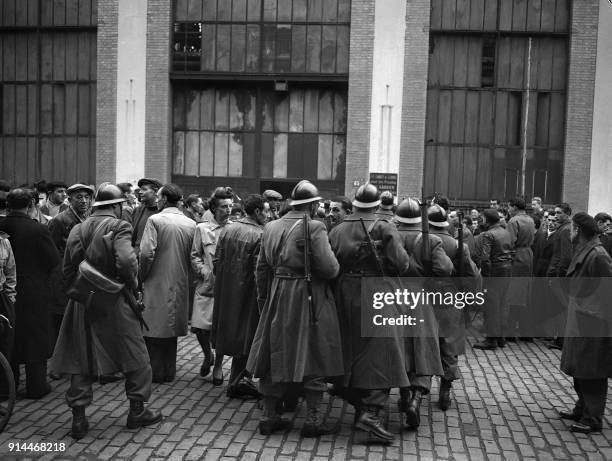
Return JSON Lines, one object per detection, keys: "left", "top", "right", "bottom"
{"left": 563, "top": 1, "right": 600, "bottom": 211}
{"left": 344, "top": 0, "right": 376, "bottom": 197}
{"left": 398, "top": 0, "right": 430, "bottom": 199}
{"left": 144, "top": 0, "right": 172, "bottom": 182}
{"left": 95, "top": 0, "right": 118, "bottom": 184}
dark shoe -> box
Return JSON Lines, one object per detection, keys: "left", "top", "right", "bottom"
{"left": 355, "top": 409, "right": 395, "bottom": 442}
{"left": 559, "top": 410, "right": 581, "bottom": 421}
{"left": 200, "top": 353, "right": 214, "bottom": 378}
{"left": 126, "top": 400, "right": 163, "bottom": 429}
{"left": 497, "top": 338, "right": 506, "bottom": 348}
{"left": 71, "top": 406, "right": 89, "bottom": 440}
{"left": 473, "top": 338, "right": 498, "bottom": 350}
{"left": 505, "top": 336, "right": 517, "bottom": 343}
{"left": 570, "top": 422, "right": 601, "bottom": 434}
{"left": 276, "top": 394, "right": 299, "bottom": 413}
{"left": 236, "top": 379, "right": 261, "bottom": 398}
{"left": 405, "top": 389, "right": 422, "bottom": 429}
{"left": 439, "top": 380, "right": 452, "bottom": 411}
{"left": 259, "top": 417, "right": 291, "bottom": 435}
{"left": 98, "top": 373, "right": 123, "bottom": 385}
{"left": 17, "top": 383, "right": 52, "bottom": 400}
{"left": 212, "top": 365, "right": 224, "bottom": 386}
{"left": 301, "top": 420, "right": 339, "bottom": 437}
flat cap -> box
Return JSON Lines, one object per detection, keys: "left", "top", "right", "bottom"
{"left": 137, "top": 178, "right": 162, "bottom": 189}
{"left": 263, "top": 189, "right": 283, "bottom": 200}
{"left": 67, "top": 183, "right": 94, "bottom": 195}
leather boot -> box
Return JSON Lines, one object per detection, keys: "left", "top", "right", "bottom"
{"left": 71, "top": 406, "right": 89, "bottom": 440}
{"left": 438, "top": 379, "right": 452, "bottom": 411}
{"left": 473, "top": 338, "right": 498, "bottom": 350}
{"left": 355, "top": 406, "right": 395, "bottom": 443}
{"left": 259, "top": 397, "right": 291, "bottom": 435}
{"left": 126, "top": 400, "right": 163, "bottom": 429}
{"left": 301, "top": 392, "right": 338, "bottom": 437}
{"left": 405, "top": 389, "right": 422, "bottom": 429}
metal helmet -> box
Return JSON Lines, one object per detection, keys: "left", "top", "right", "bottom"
{"left": 380, "top": 191, "right": 394, "bottom": 210}
{"left": 427, "top": 204, "right": 449, "bottom": 228}
{"left": 352, "top": 183, "right": 380, "bottom": 208}
{"left": 92, "top": 182, "right": 127, "bottom": 207}
{"left": 396, "top": 198, "right": 422, "bottom": 224}
{"left": 289, "top": 180, "right": 322, "bottom": 206}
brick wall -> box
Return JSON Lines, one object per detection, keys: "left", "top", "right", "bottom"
{"left": 398, "top": 0, "right": 430, "bottom": 199}
{"left": 563, "top": 1, "right": 600, "bottom": 211}
{"left": 144, "top": 0, "right": 172, "bottom": 182}
{"left": 344, "top": 0, "right": 376, "bottom": 197}
{"left": 95, "top": 0, "right": 118, "bottom": 184}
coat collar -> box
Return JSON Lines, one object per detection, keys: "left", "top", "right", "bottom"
{"left": 238, "top": 216, "right": 262, "bottom": 228}
{"left": 284, "top": 210, "right": 311, "bottom": 220}
{"left": 159, "top": 206, "right": 182, "bottom": 215}
{"left": 344, "top": 210, "right": 381, "bottom": 221}
{"left": 567, "top": 237, "right": 600, "bottom": 275}
{"left": 7, "top": 211, "right": 30, "bottom": 219}
{"left": 90, "top": 209, "right": 118, "bottom": 219}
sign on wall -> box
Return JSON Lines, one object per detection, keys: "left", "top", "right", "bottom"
{"left": 369, "top": 173, "right": 398, "bottom": 195}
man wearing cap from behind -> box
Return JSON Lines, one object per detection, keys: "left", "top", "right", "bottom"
{"left": 48, "top": 184, "right": 94, "bottom": 354}
{"left": 131, "top": 178, "right": 162, "bottom": 255}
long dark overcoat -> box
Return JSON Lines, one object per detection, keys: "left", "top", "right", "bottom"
{"left": 212, "top": 216, "right": 263, "bottom": 357}
{"left": 247, "top": 210, "right": 343, "bottom": 383}
{"left": 0, "top": 212, "right": 60, "bottom": 363}
{"left": 329, "top": 210, "right": 411, "bottom": 389}
{"left": 560, "top": 237, "right": 612, "bottom": 379}
{"left": 50, "top": 210, "right": 150, "bottom": 375}
{"left": 506, "top": 212, "right": 535, "bottom": 307}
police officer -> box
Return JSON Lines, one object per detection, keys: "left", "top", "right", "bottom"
{"left": 329, "top": 183, "right": 411, "bottom": 443}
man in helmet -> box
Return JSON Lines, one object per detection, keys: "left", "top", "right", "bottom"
{"left": 247, "top": 180, "right": 343, "bottom": 438}
{"left": 50, "top": 183, "right": 162, "bottom": 439}
{"left": 376, "top": 191, "right": 395, "bottom": 219}
{"left": 409, "top": 204, "right": 479, "bottom": 422}
{"left": 328, "top": 183, "right": 411, "bottom": 443}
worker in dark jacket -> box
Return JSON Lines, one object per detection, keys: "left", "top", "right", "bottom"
{"left": 0, "top": 188, "right": 61, "bottom": 398}
{"left": 473, "top": 209, "right": 512, "bottom": 349}
{"left": 130, "top": 178, "right": 162, "bottom": 255}
{"left": 559, "top": 212, "right": 612, "bottom": 434}
{"left": 329, "top": 183, "right": 411, "bottom": 443}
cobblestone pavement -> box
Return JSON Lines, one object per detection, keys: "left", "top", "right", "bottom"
{"left": 1, "top": 334, "right": 611, "bottom": 460}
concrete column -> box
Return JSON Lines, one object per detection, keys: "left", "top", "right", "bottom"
{"left": 588, "top": 0, "right": 612, "bottom": 215}
{"left": 115, "top": 0, "right": 147, "bottom": 184}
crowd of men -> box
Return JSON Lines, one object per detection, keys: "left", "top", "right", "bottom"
{"left": 0, "top": 176, "right": 610, "bottom": 443}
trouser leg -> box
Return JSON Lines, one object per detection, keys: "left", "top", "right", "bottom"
{"left": 360, "top": 389, "right": 389, "bottom": 410}
{"left": 162, "top": 338, "right": 177, "bottom": 381}
{"left": 439, "top": 339, "right": 460, "bottom": 382}
{"left": 573, "top": 378, "right": 585, "bottom": 415}
{"left": 575, "top": 378, "right": 607, "bottom": 429}
{"left": 25, "top": 361, "right": 48, "bottom": 397}
{"left": 229, "top": 356, "right": 247, "bottom": 386}
{"left": 144, "top": 337, "right": 164, "bottom": 382}
{"left": 124, "top": 365, "right": 153, "bottom": 402}
{"left": 407, "top": 374, "right": 432, "bottom": 393}
{"left": 66, "top": 374, "right": 95, "bottom": 408}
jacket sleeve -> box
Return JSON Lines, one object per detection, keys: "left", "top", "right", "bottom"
{"left": 47, "top": 215, "right": 64, "bottom": 251}
{"left": 507, "top": 218, "right": 519, "bottom": 248}
{"left": 2, "top": 240, "right": 16, "bottom": 303}
{"left": 557, "top": 227, "right": 573, "bottom": 277}
{"left": 430, "top": 236, "right": 454, "bottom": 276}
{"left": 382, "top": 224, "right": 411, "bottom": 276}
{"left": 114, "top": 221, "right": 138, "bottom": 290}
{"left": 255, "top": 235, "right": 272, "bottom": 312}
{"left": 191, "top": 225, "right": 214, "bottom": 286}
{"left": 213, "top": 228, "right": 227, "bottom": 276}
{"left": 37, "top": 225, "right": 61, "bottom": 273}
{"left": 62, "top": 225, "right": 82, "bottom": 291}
{"left": 310, "top": 221, "right": 340, "bottom": 280}
{"left": 138, "top": 218, "right": 158, "bottom": 282}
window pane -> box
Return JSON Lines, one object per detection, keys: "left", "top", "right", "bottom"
{"left": 263, "top": 0, "right": 276, "bottom": 21}
{"left": 291, "top": 25, "right": 306, "bottom": 72}
{"left": 215, "top": 89, "right": 229, "bottom": 129}
{"left": 306, "top": 26, "right": 321, "bottom": 72}
{"left": 231, "top": 24, "right": 246, "bottom": 71}
{"left": 317, "top": 134, "right": 333, "bottom": 180}
{"left": 214, "top": 133, "right": 229, "bottom": 176}
{"left": 246, "top": 25, "right": 260, "bottom": 71}
{"left": 273, "top": 133, "right": 288, "bottom": 178}
{"left": 218, "top": 0, "right": 231, "bottom": 20}
{"left": 307, "top": 0, "right": 322, "bottom": 21}
{"left": 243, "top": 90, "right": 257, "bottom": 130}
{"left": 332, "top": 134, "right": 346, "bottom": 179}
{"left": 318, "top": 90, "right": 333, "bottom": 132}
{"left": 321, "top": 26, "right": 336, "bottom": 73}
{"left": 262, "top": 91, "right": 274, "bottom": 131}
{"left": 175, "top": 0, "right": 189, "bottom": 21}
{"left": 173, "top": 131, "right": 185, "bottom": 174}
{"left": 229, "top": 133, "right": 243, "bottom": 176}
{"left": 322, "top": 0, "right": 337, "bottom": 22}
{"left": 232, "top": 0, "right": 247, "bottom": 21}
{"left": 278, "top": 0, "right": 292, "bottom": 21}
{"left": 333, "top": 91, "right": 347, "bottom": 132}
{"left": 262, "top": 25, "right": 276, "bottom": 72}
{"left": 276, "top": 25, "right": 292, "bottom": 72}
{"left": 185, "top": 131, "right": 200, "bottom": 174}
{"left": 216, "top": 25, "right": 231, "bottom": 71}
{"left": 173, "top": 90, "right": 186, "bottom": 129}
{"left": 185, "top": 89, "right": 200, "bottom": 129}
{"left": 274, "top": 94, "right": 289, "bottom": 131}
{"left": 336, "top": 25, "right": 349, "bottom": 73}
{"left": 187, "top": 0, "right": 202, "bottom": 20}
{"left": 247, "top": 0, "right": 261, "bottom": 20}
{"left": 200, "top": 88, "right": 214, "bottom": 129}
{"left": 293, "top": 0, "right": 307, "bottom": 20}
{"left": 200, "top": 132, "right": 214, "bottom": 175}
{"left": 289, "top": 90, "right": 304, "bottom": 132}
{"left": 230, "top": 90, "right": 244, "bottom": 130}
{"left": 201, "top": 24, "right": 216, "bottom": 70}
{"left": 304, "top": 89, "right": 318, "bottom": 132}
{"left": 203, "top": 0, "right": 216, "bottom": 20}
